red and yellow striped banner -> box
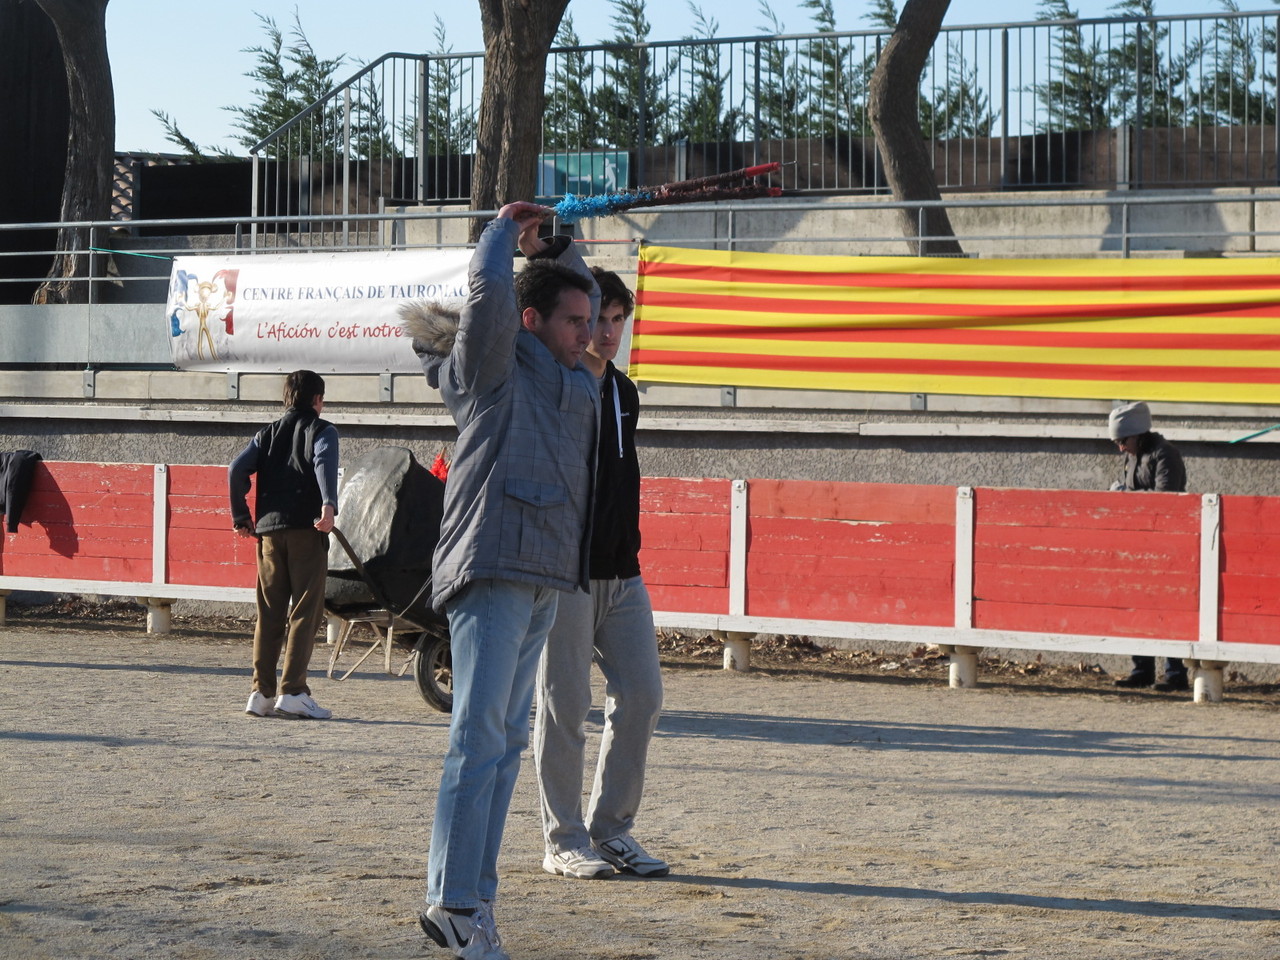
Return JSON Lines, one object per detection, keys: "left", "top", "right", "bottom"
{"left": 630, "top": 245, "right": 1280, "bottom": 403}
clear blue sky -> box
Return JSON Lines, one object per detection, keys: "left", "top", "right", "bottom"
{"left": 107, "top": 0, "right": 1238, "bottom": 153}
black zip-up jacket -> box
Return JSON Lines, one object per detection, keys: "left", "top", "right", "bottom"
{"left": 588, "top": 362, "right": 642, "bottom": 580}
{"left": 228, "top": 408, "right": 338, "bottom": 534}
{"left": 1, "top": 449, "right": 42, "bottom": 533}
{"left": 1120, "top": 431, "right": 1186, "bottom": 492}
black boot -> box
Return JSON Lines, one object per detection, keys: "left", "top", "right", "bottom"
{"left": 1154, "top": 658, "right": 1189, "bottom": 692}
{"left": 1114, "top": 672, "right": 1154, "bottom": 688}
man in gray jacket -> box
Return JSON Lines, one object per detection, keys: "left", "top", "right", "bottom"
{"left": 402, "top": 201, "right": 600, "bottom": 960}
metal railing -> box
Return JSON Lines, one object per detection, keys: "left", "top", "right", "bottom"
{"left": 244, "top": 10, "right": 1280, "bottom": 237}
{"left": 8, "top": 187, "right": 1280, "bottom": 313}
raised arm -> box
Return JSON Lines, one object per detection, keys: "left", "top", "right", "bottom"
{"left": 446, "top": 203, "right": 553, "bottom": 396}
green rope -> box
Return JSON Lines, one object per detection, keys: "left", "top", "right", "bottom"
{"left": 1229, "top": 423, "right": 1280, "bottom": 444}
{"left": 89, "top": 246, "right": 173, "bottom": 262}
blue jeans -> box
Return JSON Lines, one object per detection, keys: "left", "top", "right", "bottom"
{"left": 426, "top": 578, "right": 560, "bottom": 909}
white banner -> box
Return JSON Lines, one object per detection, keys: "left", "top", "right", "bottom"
{"left": 165, "top": 250, "right": 471, "bottom": 372}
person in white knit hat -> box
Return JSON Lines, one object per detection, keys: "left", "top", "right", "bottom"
{"left": 1106, "top": 401, "right": 1189, "bottom": 691}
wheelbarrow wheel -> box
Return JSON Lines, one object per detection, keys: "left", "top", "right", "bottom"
{"left": 414, "top": 632, "right": 453, "bottom": 713}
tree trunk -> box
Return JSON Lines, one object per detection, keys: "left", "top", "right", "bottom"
{"left": 31, "top": 0, "right": 115, "bottom": 304}
{"left": 470, "top": 0, "right": 569, "bottom": 243}
{"left": 867, "top": 0, "right": 963, "bottom": 257}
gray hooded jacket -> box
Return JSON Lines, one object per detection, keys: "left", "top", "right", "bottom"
{"left": 403, "top": 218, "right": 600, "bottom": 611}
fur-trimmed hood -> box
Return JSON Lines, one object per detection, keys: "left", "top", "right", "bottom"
{"left": 399, "top": 300, "right": 461, "bottom": 388}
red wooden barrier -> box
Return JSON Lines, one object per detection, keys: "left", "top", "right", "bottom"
{"left": 745, "top": 480, "right": 955, "bottom": 625}
{"left": 167, "top": 465, "right": 257, "bottom": 588}
{"left": 3, "top": 462, "right": 1278, "bottom": 682}
{"left": 0, "top": 462, "right": 154, "bottom": 583}
{"left": 972, "top": 488, "right": 1201, "bottom": 640}
{"left": 1219, "top": 496, "right": 1280, "bottom": 647}
{"left": 639, "top": 477, "right": 731, "bottom": 615}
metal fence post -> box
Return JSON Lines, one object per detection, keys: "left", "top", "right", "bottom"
{"left": 1000, "top": 28, "right": 1010, "bottom": 188}
{"left": 1122, "top": 198, "right": 1131, "bottom": 258}
{"left": 1134, "top": 20, "right": 1145, "bottom": 189}
{"left": 86, "top": 224, "right": 96, "bottom": 309}
{"left": 637, "top": 46, "right": 649, "bottom": 188}
{"left": 250, "top": 152, "right": 259, "bottom": 249}
{"left": 417, "top": 58, "right": 428, "bottom": 204}
{"left": 85, "top": 224, "right": 96, "bottom": 378}
{"left": 342, "top": 87, "right": 352, "bottom": 247}
{"left": 1117, "top": 124, "right": 1131, "bottom": 190}
{"left": 874, "top": 34, "right": 883, "bottom": 191}
{"left": 752, "top": 40, "right": 762, "bottom": 167}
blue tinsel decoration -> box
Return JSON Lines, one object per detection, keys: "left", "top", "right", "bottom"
{"left": 553, "top": 192, "right": 652, "bottom": 224}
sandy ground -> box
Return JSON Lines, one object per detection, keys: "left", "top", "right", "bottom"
{"left": 1, "top": 622, "right": 1278, "bottom": 960}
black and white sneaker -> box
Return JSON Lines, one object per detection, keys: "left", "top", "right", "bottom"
{"left": 594, "top": 834, "right": 670, "bottom": 877}
{"left": 419, "top": 903, "right": 508, "bottom": 960}
{"left": 542, "top": 846, "right": 615, "bottom": 879}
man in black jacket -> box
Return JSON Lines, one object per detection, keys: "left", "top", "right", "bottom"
{"left": 533, "top": 268, "right": 668, "bottom": 880}
{"left": 229, "top": 370, "right": 339, "bottom": 719}
{"left": 1108, "top": 401, "right": 1189, "bottom": 692}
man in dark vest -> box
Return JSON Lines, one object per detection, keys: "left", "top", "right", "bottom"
{"left": 229, "top": 370, "right": 339, "bottom": 719}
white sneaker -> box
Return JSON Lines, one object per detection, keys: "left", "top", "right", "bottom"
{"left": 542, "top": 846, "right": 615, "bottom": 879}
{"left": 274, "top": 692, "right": 332, "bottom": 719}
{"left": 419, "top": 903, "right": 509, "bottom": 960}
{"left": 244, "top": 691, "right": 275, "bottom": 717}
{"left": 595, "top": 834, "right": 670, "bottom": 877}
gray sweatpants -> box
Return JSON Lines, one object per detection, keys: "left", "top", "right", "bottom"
{"left": 533, "top": 576, "right": 664, "bottom": 853}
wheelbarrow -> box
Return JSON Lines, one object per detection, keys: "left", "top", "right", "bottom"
{"left": 324, "top": 446, "right": 453, "bottom": 712}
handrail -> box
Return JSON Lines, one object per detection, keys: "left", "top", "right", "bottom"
{"left": 248, "top": 51, "right": 429, "bottom": 155}
{"left": 11, "top": 187, "right": 1280, "bottom": 240}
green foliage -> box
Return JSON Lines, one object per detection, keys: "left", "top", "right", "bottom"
{"left": 864, "top": 0, "right": 899, "bottom": 30}
{"left": 229, "top": 11, "right": 346, "bottom": 153}
{"left": 149, "top": 111, "right": 238, "bottom": 161}
{"left": 670, "top": 4, "right": 745, "bottom": 143}
{"left": 591, "top": 0, "right": 675, "bottom": 148}
{"left": 800, "top": 0, "right": 868, "bottom": 137}
{"left": 1033, "top": 0, "right": 1119, "bottom": 131}
{"left": 753, "top": 2, "right": 808, "bottom": 139}
{"left": 422, "top": 15, "right": 479, "bottom": 154}
{"left": 543, "top": 16, "right": 597, "bottom": 149}
{"left": 1106, "top": 0, "right": 1203, "bottom": 129}
{"left": 151, "top": 1, "right": 1280, "bottom": 179}
{"left": 1192, "top": 0, "right": 1276, "bottom": 125}
{"left": 1030, "top": 0, "right": 1280, "bottom": 133}
{"left": 921, "top": 39, "right": 996, "bottom": 138}
{"left": 152, "top": 9, "right": 396, "bottom": 161}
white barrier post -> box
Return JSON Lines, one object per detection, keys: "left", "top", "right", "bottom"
{"left": 139, "top": 597, "right": 174, "bottom": 635}
{"left": 715, "top": 630, "right": 754, "bottom": 672}
{"left": 948, "top": 645, "right": 981, "bottom": 688}
{"left": 1191, "top": 659, "right": 1227, "bottom": 703}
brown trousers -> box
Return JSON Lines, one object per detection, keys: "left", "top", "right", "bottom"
{"left": 251, "top": 529, "right": 329, "bottom": 697}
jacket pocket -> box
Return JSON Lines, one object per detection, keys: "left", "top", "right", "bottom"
{"left": 503, "top": 479, "right": 571, "bottom": 569}
{"left": 504, "top": 478, "right": 568, "bottom": 509}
